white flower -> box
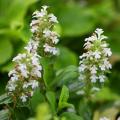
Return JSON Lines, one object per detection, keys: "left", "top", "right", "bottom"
{"left": 8, "top": 69, "right": 17, "bottom": 77}
{"left": 90, "top": 65, "right": 97, "bottom": 74}
{"left": 100, "top": 35, "right": 108, "bottom": 40}
{"left": 20, "top": 95, "right": 28, "bottom": 102}
{"left": 90, "top": 74, "right": 98, "bottom": 83}
{"left": 30, "top": 80, "right": 39, "bottom": 89}
{"left": 42, "top": 5, "right": 48, "bottom": 11}
{"left": 95, "top": 28, "right": 104, "bottom": 39}
{"left": 103, "top": 48, "right": 112, "bottom": 56}
{"left": 92, "top": 87, "right": 100, "bottom": 92}
{"left": 104, "top": 59, "right": 112, "bottom": 69}
{"left": 18, "top": 64, "right": 29, "bottom": 78}
{"left": 43, "top": 29, "right": 59, "bottom": 44}
{"left": 30, "top": 26, "right": 38, "bottom": 33}
{"left": 43, "top": 29, "right": 51, "bottom": 38}
{"left": 84, "top": 42, "right": 92, "bottom": 49}
{"left": 25, "top": 40, "right": 39, "bottom": 53}
{"left": 31, "top": 54, "right": 40, "bottom": 66}
{"left": 101, "top": 43, "right": 108, "bottom": 47}
{"left": 78, "top": 64, "right": 86, "bottom": 72}
{"left": 48, "top": 14, "right": 58, "bottom": 23}
{"left": 85, "top": 35, "right": 97, "bottom": 42}
{"left": 31, "top": 66, "right": 42, "bottom": 78}
{"left": 32, "top": 6, "right": 48, "bottom": 18}
{"left": 93, "top": 51, "right": 101, "bottom": 59}
{"left": 99, "top": 75, "right": 106, "bottom": 82}
{"left": 23, "top": 82, "right": 29, "bottom": 89}
{"left": 99, "top": 64, "right": 106, "bottom": 71}
{"left": 30, "top": 20, "right": 39, "bottom": 26}
{"left": 12, "top": 53, "right": 26, "bottom": 62}
{"left": 7, "top": 82, "right": 17, "bottom": 92}
{"left": 10, "top": 75, "right": 19, "bottom": 81}
{"left": 44, "top": 43, "right": 58, "bottom": 55}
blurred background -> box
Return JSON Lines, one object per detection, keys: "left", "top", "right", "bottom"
{"left": 0, "top": 0, "right": 120, "bottom": 119}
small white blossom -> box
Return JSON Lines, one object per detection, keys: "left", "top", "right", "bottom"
{"left": 20, "top": 95, "right": 28, "bottom": 102}
{"left": 104, "top": 59, "right": 112, "bottom": 69}
{"left": 30, "top": 80, "right": 39, "bottom": 89}
{"left": 10, "top": 75, "right": 19, "bottom": 81}
{"left": 23, "top": 82, "right": 29, "bottom": 89}
{"left": 93, "top": 51, "right": 101, "bottom": 59}
{"left": 103, "top": 48, "right": 112, "bottom": 56}
{"left": 30, "top": 26, "right": 39, "bottom": 33}
{"left": 12, "top": 53, "right": 26, "bottom": 62}
{"left": 48, "top": 14, "right": 58, "bottom": 23}
{"left": 92, "top": 87, "right": 100, "bottom": 92}
{"left": 78, "top": 64, "right": 86, "bottom": 72}
{"left": 8, "top": 70, "right": 17, "bottom": 77}
{"left": 44, "top": 43, "right": 58, "bottom": 55}
{"left": 18, "top": 64, "right": 29, "bottom": 78}
{"left": 30, "top": 20, "right": 39, "bottom": 26}
{"left": 31, "top": 66, "right": 42, "bottom": 78}
{"left": 90, "top": 74, "right": 98, "bottom": 83}
{"left": 95, "top": 28, "right": 104, "bottom": 39}
{"left": 90, "top": 65, "right": 97, "bottom": 74}
{"left": 7, "top": 82, "right": 17, "bottom": 92}
{"left": 99, "top": 75, "right": 106, "bottom": 82}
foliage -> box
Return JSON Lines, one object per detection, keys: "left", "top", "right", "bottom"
{"left": 0, "top": 0, "right": 120, "bottom": 120}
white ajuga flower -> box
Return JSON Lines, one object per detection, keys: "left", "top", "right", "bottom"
{"left": 30, "top": 6, "right": 59, "bottom": 56}
{"left": 30, "top": 80, "right": 39, "bottom": 89}
{"left": 12, "top": 53, "right": 26, "bottom": 62}
{"left": 6, "top": 5, "right": 59, "bottom": 103}
{"left": 44, "top": 43, "right": 58, "bottom": 55}
{"left": 93, "top": 51, "right": 101, "bottom": 59}
{"left": 78, "top": 28, "right": 112, "bottom": 93}
{"left": 20, "top": 94, "right": 28, "bottom": 103}
{"left": 48, "top": 14, "right": 58, "bottom": 23}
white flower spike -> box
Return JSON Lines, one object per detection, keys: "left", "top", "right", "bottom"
{"left": 78, "top": 28, "right": 112, "bottom": 93}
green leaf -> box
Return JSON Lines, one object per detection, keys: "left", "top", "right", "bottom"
{"left": 58, "top": 3, "right": 96, "bottom": 37}
{"left": 54, "top": 46, "right": 78, "bottom": 70}
{"left": 41, "top": 57, "right": 55, "bottom": 88}
{"left": 50, "top": 65, "right": 79, "bottom": 89}
{"left": 58, "top": 85, "right": 73, "bottom": 111}
{"left": 0, "top": 109, "right": 9, "bottom": 120}
{"left": 0, "top": 39, "right": 13, "bottom": 65}
{"left": 0, "top": 0, "right": 37, "bottom": 28}
{"left": 36, "top": 103, "right": 52, "bottom": 120}
{"left": 46, "top": 91, "right": 56, "bottom": 114}
{"left": 0, "top": 93, "right": 12, "bottom": 105}
{"left": 61, "top": 112, "right": 83, "bottom": 120}
{"left": 30, "top": 88, "right": 45, "bottom": 111}
{"left": 78, "top": 100, "right": 92, "bottom": 120}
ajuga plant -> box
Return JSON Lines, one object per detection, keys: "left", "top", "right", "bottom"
{"left": 6, "top": 6, "right": 59, "bottom": 103}
{"left": 2, "top": 5, "right": 112, "bottom": 120}
{"left": 78, "top": 28, "right": 112, "bottom": 96}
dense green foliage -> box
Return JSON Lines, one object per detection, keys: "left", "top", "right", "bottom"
{"left": 0, "top": 0, "right": 120, "bottom": 120}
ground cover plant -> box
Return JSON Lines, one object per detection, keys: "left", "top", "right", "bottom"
{"left": 0, "top": 1, "right": 120, "bottom": 120}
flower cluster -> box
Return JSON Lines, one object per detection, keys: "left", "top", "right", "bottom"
{"left": 30, "top": 6, "right": 59, "bottom": 56}
{"left": 6, "top": 6, "right": 59, "bottom": 102}
{"left": 78, "top": 28, "right": 112, "bottom": 91}
{"left": 6, "top": 39, "right": 42, "bottom": 102}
